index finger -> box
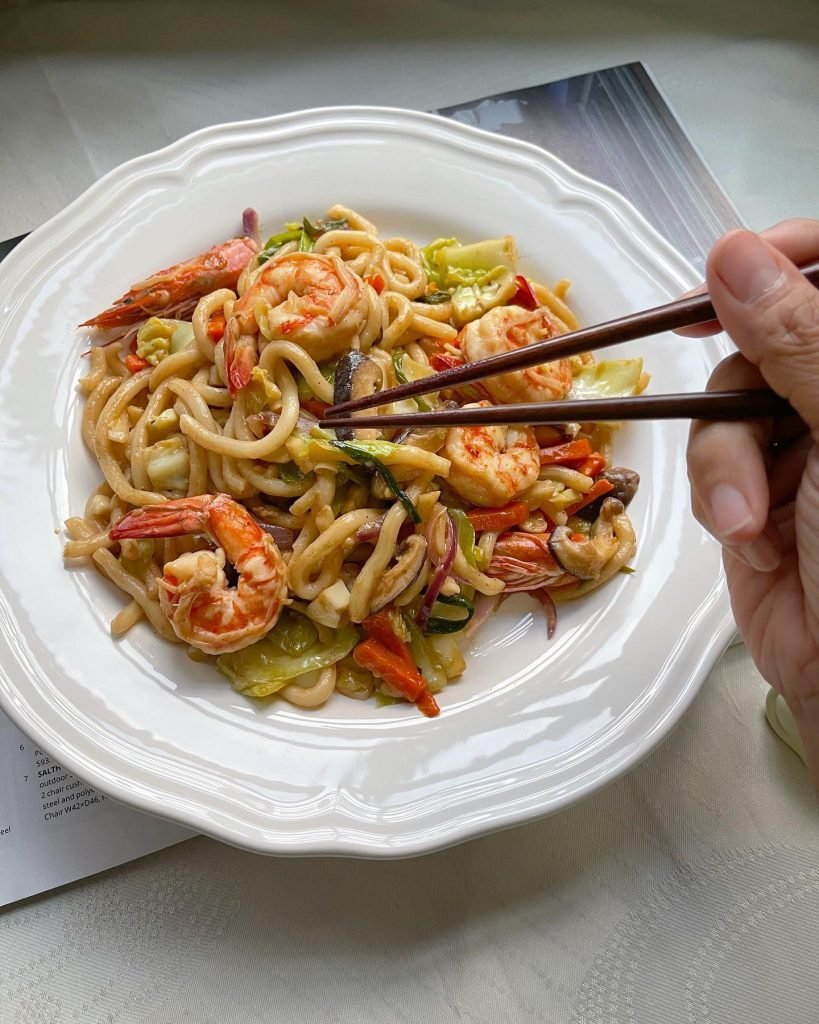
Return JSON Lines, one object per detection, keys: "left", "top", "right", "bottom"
{"left": 675, "top": 218, "right": 819, "bottom": 338}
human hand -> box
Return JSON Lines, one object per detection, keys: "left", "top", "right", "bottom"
{"left": 685, "top": 219, "right": 819, "bottom": 792}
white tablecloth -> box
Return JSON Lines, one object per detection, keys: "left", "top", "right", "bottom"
{"left": 1, "top": 3, "right": 817, "bottom": 1021}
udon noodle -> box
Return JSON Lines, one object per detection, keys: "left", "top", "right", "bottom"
{"left": 65, "top": 206, "right": 644, "bottom": 717}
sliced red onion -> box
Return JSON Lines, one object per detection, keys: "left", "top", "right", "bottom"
{"left": 247, "top": 408, "right": 318, "bottom": 439}
{"left": 530, "top": 588, "right": 558, "bottom": 639}
{"left": 355, "top": 513, "right": 387, "bottom": 544}
{"left": 355, "top": 516, "right": 415, "bottom": 546}
{"left": 251, "top": 518, "right": 295, "bottom": 549}
{"left": 242, "top": 207, "right": 261, "bottom": 246}
{"left": 417, "top": 510, "right": 456, "bottom": 629}
{"left": 464, "top": 593, "right": 500, "bottom": 639}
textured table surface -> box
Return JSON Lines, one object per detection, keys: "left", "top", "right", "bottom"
{"left": 1, "top": 3, "right": 817, "bottom": 1022}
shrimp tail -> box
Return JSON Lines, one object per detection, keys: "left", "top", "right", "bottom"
{"left": 111, "top": 496, "right": 209, "bottom": 540}
{"left": 224, "top": 329, "right": 257, "bottom": 395}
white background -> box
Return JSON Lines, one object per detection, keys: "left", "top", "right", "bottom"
{"left": 1, "top": 2, "right": 817, "bottom": 1021}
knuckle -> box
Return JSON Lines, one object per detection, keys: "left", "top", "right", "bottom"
{"left": 765, "top": 291, "right": 819, "bottom": 359}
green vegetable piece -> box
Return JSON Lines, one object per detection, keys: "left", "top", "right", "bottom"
{"left": 375, "top": 690, "right": 403, "bottom": 707}
{"left": 417, "top": 290, "right": 452, "bottom": 305}
{"left": 570, "top": 359, "right": 645, "bottom": 400}
{"left": 279, "top": 462, "right": 306, "bottom": 484}
{"left": 298, "top": 217, "right": 317, "bottom": 252}
{"left": 258, "top": 226, "right": 303, "bottom": 265}
{"left": 144, "top": 436, "right": 190, "bottom": 493}
{"left": 448, "top": 508, "right": 482, "bottom": 568}
{"left": 405, "top": 618, "right": 447, "bottom": 693}
{"left": 135, "top": 317, "right": 176, "bottom": 365}
{"left": 391, "top": 351, "right": 431, "bottom": 412}
{"left": 269, "top": 613, "right": 318, "bottom": 656}
{"left": 423, "top": 594, "right": 475, "bottom": 635}
{"left": 435, "top": 236, "right": 517, "bottom": 287}
{"left": 420, "top": 237, "right": 458, "bottom": 287}
{"left": 169, "top": 321, "right": 195, "bottom": 354}
{"left": 450, "top": 267, "right": 515, "bottom": 326}
{"left": 329, "top": 439, "right": 421, "bottom": 524}
{"left": 217, "top": 616, "right": 359, "bottom": 697}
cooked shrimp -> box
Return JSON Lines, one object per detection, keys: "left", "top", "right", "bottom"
{"left": 443, "top": 402, "right": 540, "bottom": 507}
{"left": 82, "top": 235, "right": 259, "bottom": 329}
{"left": 460, "top": 304, "right": 572, "bottom": 404}
{"left": 223, "top": 251, "right": 369, "bottom": 394}
{"left": 111, "top": 493, "right": 286, "bottom": 655}
{"left": 486, "top": 532, "right": 573, "bottom": 591}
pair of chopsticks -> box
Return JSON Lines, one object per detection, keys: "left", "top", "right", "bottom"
{"left": 321, "top": 260, "right": 819, "bottom": 429}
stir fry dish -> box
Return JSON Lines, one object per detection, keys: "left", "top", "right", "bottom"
{"left": 64, "top": 206, "right": 646, "bottom": 716}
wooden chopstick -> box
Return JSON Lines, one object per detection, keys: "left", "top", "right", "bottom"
{"left": 319, "top": 389, "right": 794, "bottom": 430}
{"left": 327, "top": 259, "right": 819, "bottom": 417}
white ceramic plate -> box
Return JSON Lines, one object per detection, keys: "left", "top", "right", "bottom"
{"left": 0, "top": 107, "right": 733, "bottom": 856}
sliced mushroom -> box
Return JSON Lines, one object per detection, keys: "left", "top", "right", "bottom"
{"left": 549, "top": 498, "right": 624, "bottom": 580}
{"left": 333, "top": 352, "right": 382, "bottom": 440}
{"left": 575, "top": 467, "right": 640, "bottom": 522}
{"left": 369, "top": 534, "right": 428, "bottom": 613}
{"left": 392, "top": 402, "right": 457, "bottom": 453}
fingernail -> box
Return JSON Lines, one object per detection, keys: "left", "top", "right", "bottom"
{"left": 737, "top": 536, "right": 781, "bottom": 573}
{"left": 716, "top": 232, "right": 784, "bottom": 304}
{"left": 709, "top": 484, "right": 753, "bottom": 539}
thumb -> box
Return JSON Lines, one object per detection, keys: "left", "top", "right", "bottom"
{"left": 707, "top": 230, "right": 819, "bottom": 430}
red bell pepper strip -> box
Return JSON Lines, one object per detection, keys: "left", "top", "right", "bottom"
{"left": 362, "top": 611, "right": 412, "bottom": 664}
{"left": 429, "top": 351, "right": 463, "bottom": 373}
{"left": 565, "top": 478, "right": 614, "bottom": 516}
{"left": 466, "top": 501, "right": 529, "bottom": 532}
{"left": 429, "top": 351, "right": 492, "bottom": 403}
{"left": 366, "top": 274, "right": 385, "bottom": 294}
{"left": 207, "top": 310, "right": 227, "bottom": 341}
{"left": 301, "top": 398, "right": 331, "bottom": 419}
{"left": 509, "top": 274, "right": 539, "bottom": 311}
{"left": 124, "top": 353, "right": 151, "bottom": 374}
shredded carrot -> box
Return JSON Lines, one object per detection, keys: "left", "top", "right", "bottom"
{"left": 415, "top": 690, "right": 441, "bottom": 718}
{"left": 353, "top": 639, "right": 427, "bottom": 702}
{"left": 576, "top": 454, "right": 606, "bottom": 478}
{"left": 467, "top": 501, "right": 529, "bottom": 532}
{"left": 357, "top": 618, "right": 439, "bottom": 717}
{"left": 565, "top": 478, "right": 614, "bottom": 516}
{"left": 124, "top": 353, "right": 150, "bottom": 374}
{"left": 539, "top": 439, "right": 591, "bottom": 466}
{"left": 207, "top": 310, "right": 227, "bottom": 341}
{"left": 366, "top": 274, "right": 385, "bottom": 294}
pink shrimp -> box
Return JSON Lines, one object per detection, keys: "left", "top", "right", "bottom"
{"left": 442, "top": 402, "right": 541, "bottom": 507}
{"left": 223, "top": 251, "right": 369, "bottom": 394}
{"left": 81, "top": 235, "right": 259, "bottom": 329}
{"left": 111, "top": 494, "right": 286, "bottom": 655}
{"left": 460, "top": 304, "right": 572, "bottom": 405}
